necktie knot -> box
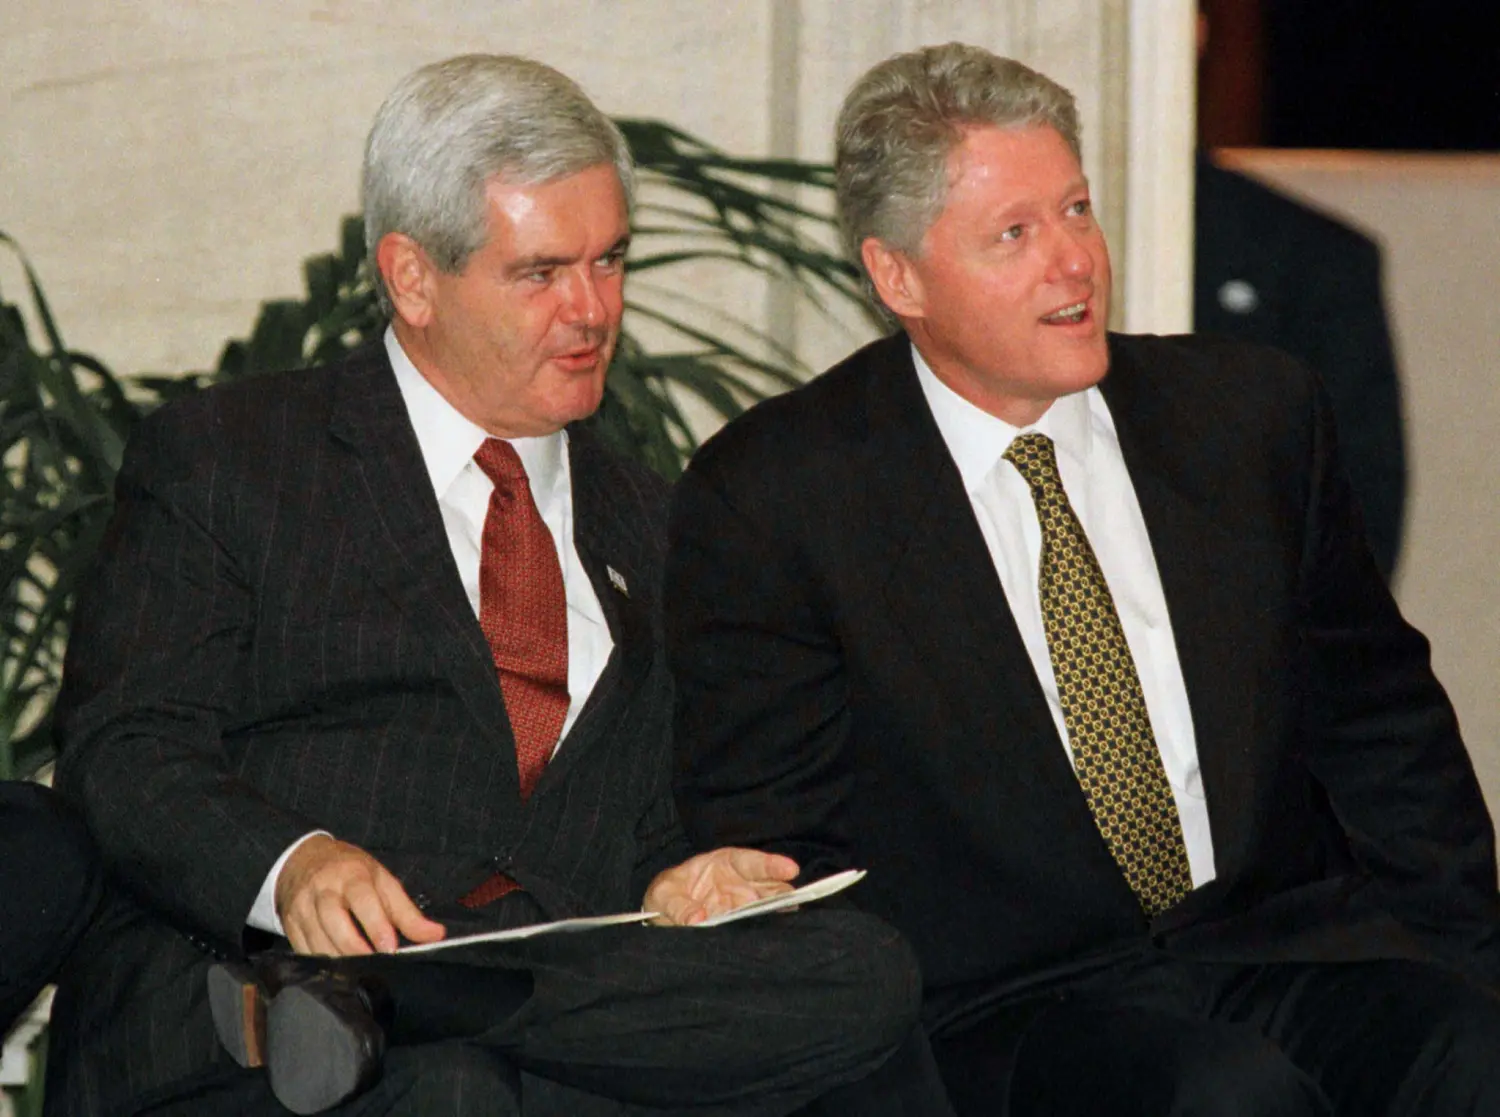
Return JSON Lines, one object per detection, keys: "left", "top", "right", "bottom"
{"left": 1003, "top": 432, "right": 1060, "bottom": 493}
{"left": 474, "top": 438, "right": 527, "bottom": 490}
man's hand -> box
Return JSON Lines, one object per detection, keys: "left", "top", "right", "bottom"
{"left": 276, "top": 835, "right": 446, "bottom": 956}
{"left": 643, "top": 847, "right": 800, "bottom": 927}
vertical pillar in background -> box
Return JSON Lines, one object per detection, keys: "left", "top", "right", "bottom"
{"left": 765, "top": 0, "right": 804, "bottom": 363}
{"left": 1123, "top": 0, "right": 1198, "bottom": 334}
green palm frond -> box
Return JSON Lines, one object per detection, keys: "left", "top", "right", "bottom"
{"left": 0, "top": 235, "right": 145, "bottom": 778}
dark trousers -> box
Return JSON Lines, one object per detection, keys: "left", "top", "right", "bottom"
{"left": 930, "top": 948, "right": 1500, "bottom": 1116}
{"left": 139, "top": 908, "right": 944, "bottom": 1116}
{"left": 0, "top": 781, "right": 101, "bottom": 1035}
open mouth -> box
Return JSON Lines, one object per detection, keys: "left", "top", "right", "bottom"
{"left": 1040, "top": 301, "right": 1089, "bottom": 325}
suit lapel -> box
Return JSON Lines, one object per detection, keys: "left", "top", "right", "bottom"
{"left": 859, "top": 338, "right": 1091, "bottom": 810}
{"left": 528, "top": 428, "right": 655, "bottom": 793}
{"left": 324, "top": 345, "right": 518, "bottom": 775}
{"left": 1100, "top": 342, "right": 1278, "bottom": 881}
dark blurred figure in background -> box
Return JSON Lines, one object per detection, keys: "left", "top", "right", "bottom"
{"left": 0, "top": 781, "right": 100, "bottom": 1036}
{"left": 1193, "top": 155, "right": 1406, "bottom": 578}
{"left": 1195, "top": 4, "right": 1406, "bottom": 579}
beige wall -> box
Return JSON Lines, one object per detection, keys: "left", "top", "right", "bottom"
{"left": 1, "top": 0, "right": 1193, "bottom": 380}
{"left": 2, "top": 2, "right": 778, "bottom": 373}
{"left": 1220, "top": 150, "right": 1500, "bottom": 812}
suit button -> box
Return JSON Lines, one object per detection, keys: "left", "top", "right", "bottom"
{"left": 413, "top": 892, "right": 431, "bottom": 910}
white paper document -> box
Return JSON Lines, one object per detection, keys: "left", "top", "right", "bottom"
{"left": 397, "top": 910, "right": 658, "bottom": 955}
{"left": 693, "top": 867, "right": 867, "bottom": 927}
{"left": 395, "top": 868, "right": 868, "bottom": 953}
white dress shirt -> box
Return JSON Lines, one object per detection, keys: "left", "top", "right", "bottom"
{"left": 247, "top": 329, "right": 613, "bottom": 933}
{"left": 913, "top": 346, "right": 1216, "bottom": 887}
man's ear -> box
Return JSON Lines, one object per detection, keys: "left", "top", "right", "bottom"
{"left": 376, "top": 232, "right": 438, "bottom": 328}
{"left": 861, "top": 237, "right": 925, "bottom": 321}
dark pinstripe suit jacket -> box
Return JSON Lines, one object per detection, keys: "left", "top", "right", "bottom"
{"left": 49, "top": 343, "right": 688, "bottom": 1116}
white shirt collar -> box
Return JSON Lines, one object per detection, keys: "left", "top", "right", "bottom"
{"left": 910, "top": 342, "right": 1095, "bottom": 495}
{"left": 385, "top": 326, "right": 567, "bottom": 502}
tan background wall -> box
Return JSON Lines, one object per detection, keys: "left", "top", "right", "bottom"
{"left": 1220, "top": 150, "right": 1500, "bottom": 811}
{"left": 2, "top": 2, "right": 784, "bottom": 374}
{"left": 1, "top": 0, "right": 1193, "bottom": 381}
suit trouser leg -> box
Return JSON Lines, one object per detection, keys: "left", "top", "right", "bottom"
{"left": 140, "top": 1044, "right": 523, "bottom": 1117}
{"left": 792, "top": 1024, "right": 957, "bottom": 1117}
{"left": 191, "top": 907, "right": 926, "bottom": 1117}
{"left": 1212, "top": 958, "right": 1500, "bottom": 1117}
{"left": 0, "top": 782, "right": 101, "bottom": 1035}
{"left": 931, "top": 951, "right": 1500, "bottom": 1117}
{"left": 934, "top": 985, "right": 1331, "bottom": 1117}
{"left": 467, "top": 907, "right": 927, "bottom": 1115}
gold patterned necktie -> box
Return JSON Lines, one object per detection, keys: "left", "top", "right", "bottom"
{"left": 1003, "top": 432, "right": 1192, "bottom": 916}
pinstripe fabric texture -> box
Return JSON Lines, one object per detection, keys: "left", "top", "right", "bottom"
{"left": 114, "top": 908, "right": 924, "bottom": 1117}
{"left": 48, "top": 343, "right": 690, "bottom": 1117}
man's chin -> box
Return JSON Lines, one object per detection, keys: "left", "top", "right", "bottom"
{"left": 1052, "top": 340, "right": 1111, "bottom": 392}
{"left": 554, "top": 382, "right": 609, "bottom": 428}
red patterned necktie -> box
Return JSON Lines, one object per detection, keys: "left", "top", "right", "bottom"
{"left": 459, "top": 438, "right": 570, "bottom": 909}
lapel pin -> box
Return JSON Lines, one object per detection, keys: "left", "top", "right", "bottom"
{"left": 607, "top": 565, "right": 629, "bottom": 598}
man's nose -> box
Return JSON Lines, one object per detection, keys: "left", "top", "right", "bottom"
{"left": 1047, "top": 226, "right": 1094, "bottom": 282}
{"left": 561, "top": 268, "right": 606, "bottom": 326}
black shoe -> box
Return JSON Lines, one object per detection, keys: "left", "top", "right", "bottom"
{"left": 208, "top": 959, "right": 389, "bottom": 1115}
{"left": 206, "top": 961, "right": 268, "bottom": 1069}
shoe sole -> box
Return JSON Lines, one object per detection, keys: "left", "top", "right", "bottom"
{"left": 206, "top": 962, "right": 265, "bottom": 1068}
{"left": 267, "top": 983, "right": 383, "bottom": 1115}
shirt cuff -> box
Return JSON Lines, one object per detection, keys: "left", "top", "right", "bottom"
{"left": 247, "top": 831, "right": 331, "bottom": 935}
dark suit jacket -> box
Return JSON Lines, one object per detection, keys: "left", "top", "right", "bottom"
{"left": 1195, "top": 155, "right": 1406, "bottom": 578}
{"left": 49, "top": 343, "right": 687, "bottom": 1116}
{"left": 666, "top": 331, "right": 1500, "bottom": 1031}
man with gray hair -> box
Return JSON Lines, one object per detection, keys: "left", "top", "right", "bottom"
{"left": 668, "top": 42, "right": 1500, "bottom": 1116}
{"left": 49, "top": 53, "right": 928, "bottom": 1117}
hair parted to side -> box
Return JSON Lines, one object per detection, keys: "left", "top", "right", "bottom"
{"left": 835, "top": 42, "right": 1081, "bottom": 303}
{"left": 362, "top": 54, "right": 635, "bottom": 317}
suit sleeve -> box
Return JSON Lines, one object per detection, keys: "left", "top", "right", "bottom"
{"left": 1295, "top": 380, "right": 1500, "bottom": 979}
{"left": 54, "top": 406, "right": 316, "bottom": 950}
{"left": 665, "top": 461, "right": 857, "bottom": 884}
{"left": 1295, "top": 235, "right": 1406, "bottom": 579}
{"left": 628, "top": 771, "right": 693, "bottom": 903}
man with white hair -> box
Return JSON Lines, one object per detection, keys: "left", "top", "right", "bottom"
{"left": 669, "top": 42, "right": 1500, "bottom": 1117}
{"left": 49, "top": 54, "right": 930, "bottom": 1117}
